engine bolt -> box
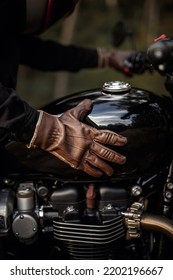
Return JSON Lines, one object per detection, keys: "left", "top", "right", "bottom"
{"left": 37, "top": 186, "right": 49, "bottom": 198}
{"left": 167, "top": 183, "right": 173, "bottom": 190}
{"left": 66, "top": 206, "right": 75, "bottom": 212}
{"left": 165, "top": 191, "right": 172, "bottom": 199}
{"left": 3, "top": 178, "right": 11, "bottom": 185}
{"left": 106, "top": 204, "right": 113, "bottom": 210}
{"left": 131, "top": 185, "right": 142, "bottom": 196}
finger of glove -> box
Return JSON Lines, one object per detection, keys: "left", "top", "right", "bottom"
{"left": 91, "top": 142, "right": 126, "bottom": 164}
{"left": 84, "top": 152, "right": 114, "bottom": 176}
{"left": 61, "top": 99, "right": 93, "bottom": 122}
{"left": 82, "top": 162, "right": 103, "bottom": 177}
{"left": 51, "top": 149, "right": 104, "bottom": 177}
{"left": 94, "top": 130, "right": 127, "bottom": 146}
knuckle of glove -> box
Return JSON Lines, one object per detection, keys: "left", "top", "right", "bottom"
{"left": 99, "top": 147, "right": 126, "bottom": 164}
{"left": 96, "top": 130, "right": 127, "bottom": 146}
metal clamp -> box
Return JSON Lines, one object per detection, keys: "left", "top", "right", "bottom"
{"left": 122, "top": 201, "right": 144, "bottom": 239}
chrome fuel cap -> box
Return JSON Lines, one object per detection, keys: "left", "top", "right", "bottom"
{"left": 102, "top": 81, "right": 131, "bottom": 93}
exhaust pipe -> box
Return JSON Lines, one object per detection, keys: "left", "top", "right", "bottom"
{"left": 123, "top": 202, "right": 173, "bottom": 239}
{"left": 141, "top": 213, "right": 173, "bottom": 239}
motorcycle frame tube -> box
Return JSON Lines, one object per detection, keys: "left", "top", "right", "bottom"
{"left": 141, "top": 213, "right": 173, "bottom": 239}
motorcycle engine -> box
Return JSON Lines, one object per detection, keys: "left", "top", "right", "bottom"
{"left": 0, "top": 177, "right": 133, "bottom": 259}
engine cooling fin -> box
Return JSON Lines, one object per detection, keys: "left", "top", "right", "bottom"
{"left": 53, "top": 216, "right": 125, "bottom": 259}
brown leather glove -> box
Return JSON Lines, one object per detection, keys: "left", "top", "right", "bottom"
{"left": 27, "top": 99, "right": 127, "bottom": 177}
{"left": 97, "top": 48, "right": 133, "bottom": 72}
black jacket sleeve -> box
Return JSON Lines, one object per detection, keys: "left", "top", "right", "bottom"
{"left": 0, "top": 1, "right": 39, "bottom": 145}
{"left": 20, "top": 35, "right": 99, "bottom": 72}
{"left": 0, "top": 83, "right": 39, "bottom": 144}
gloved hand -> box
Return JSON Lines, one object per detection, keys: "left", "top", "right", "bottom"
{"left": 98, "top": 48, "right": 149, "bottom": 76}
{"left": 27, "top": 99, "right": 127, "bottom": 177}
{"left": 97, "top": 48, "right": 134, "bottom": 73}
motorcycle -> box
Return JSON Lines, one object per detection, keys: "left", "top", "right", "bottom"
{"left": 1, "top": 35, "right": 173, "bottom": 260}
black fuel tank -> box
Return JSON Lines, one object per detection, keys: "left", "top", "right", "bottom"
{"left": 4, "top": 81, "right": 173, "bottom": 180}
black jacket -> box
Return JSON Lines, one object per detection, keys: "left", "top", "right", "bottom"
{"left": 0, "top": 0, "right": 98, "bottom": 144}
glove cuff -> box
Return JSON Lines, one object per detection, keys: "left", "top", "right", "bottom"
{"left": 97, "top": 48, "right": 111, "bottom": 68}
{"left": 27, "top": 110, "right": 44, "bottom": 148}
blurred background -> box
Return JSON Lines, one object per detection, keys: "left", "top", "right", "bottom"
{"left": 17, "top": 0, "right": 173, "bottom": 108}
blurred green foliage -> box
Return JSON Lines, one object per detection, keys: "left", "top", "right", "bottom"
{"left": 17, "top": 0, "right": 173, "bottom": 108}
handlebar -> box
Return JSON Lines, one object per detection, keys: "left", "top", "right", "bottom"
{"left": 147, "top": 35, "right": 173, "bottom": 76}
{"left": 123, "top": 35, "right": 173, "bottom": 77}
{"left": 123, "top": 51, "right": 151, "bottom": 76}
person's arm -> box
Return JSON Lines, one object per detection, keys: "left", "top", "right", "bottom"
{"left": 0, "top": 83, "right": 39, "bottom": 145}
{"left": 0, "top": 80, "right": 127, "bottom": 177}
{"left": 20, "top": 35, "right": 133, "bottom": 73}
{"left": 20, "top": 35, "right": 98, "bottom": 72}
{"left": 0, "top": 1, "right": 38, "bottom": 145}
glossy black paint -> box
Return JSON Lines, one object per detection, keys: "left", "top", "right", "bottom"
{"left": 42, "top": 85, "right": 173, "bottom": 179}
{"left": 3, "top": 83, "right": 173, "bottom": 181}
